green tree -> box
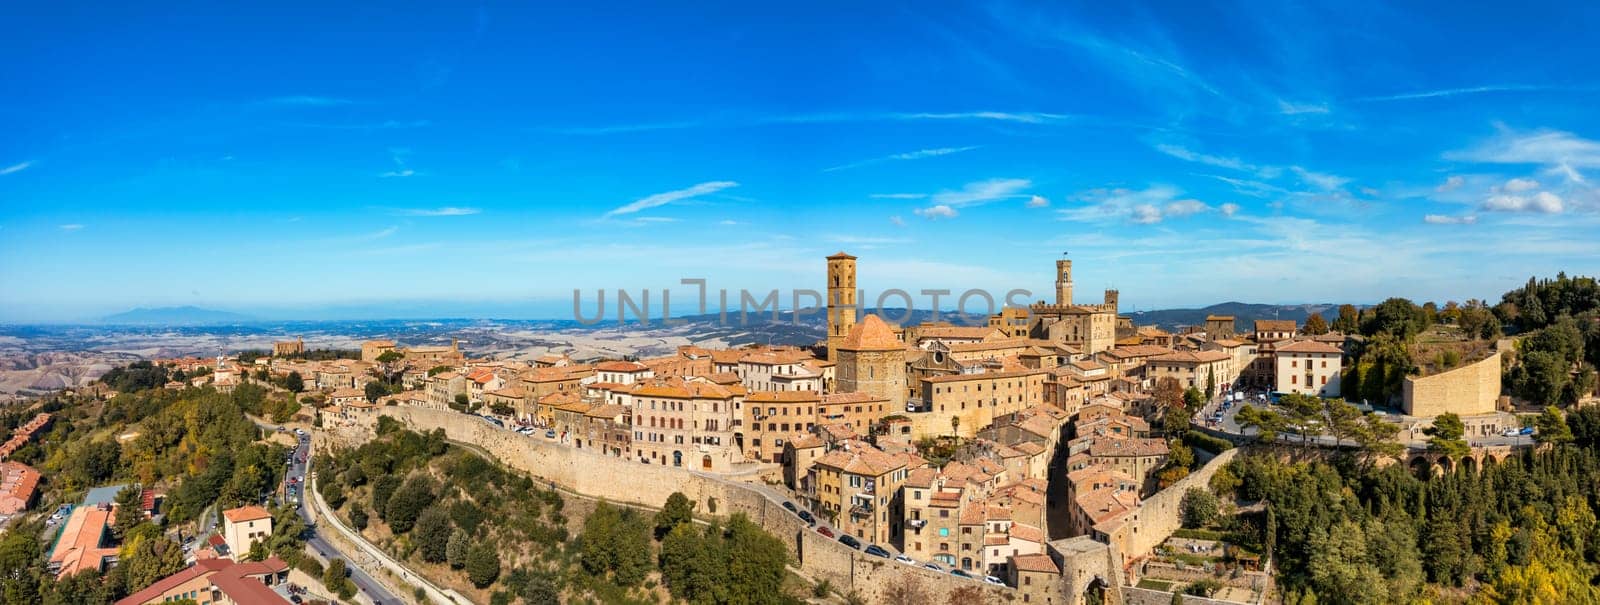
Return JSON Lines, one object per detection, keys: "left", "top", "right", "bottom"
{"left": 376, "top": 350, "right": 404, "bottom": 364}
{"left": 364, "top": 381, "right": 387, "bottom": 404}
{"left": 1332, "top": 304, "right": 1361, "bottom": 334}
{"left": 447, "top": 528, "right": 471, "bottom": 569}
{"left": 385, "top": 475, "right": 435, "bottom": 533}
{"left": 284, "top": 371, "right": 304, "bottom": 393}
{"left": 112, "top": 485, "right": 144, "bottom": 540}
{"left": 655, "top": 491, "right": 695, "bottom": 538}
{"left": 466, "top": 543, "right": 501, "bottom": 588}
{"left": 1534, "top": 406, "right": 1574, "bottom": 445}
{"left": 1424, "top": 413, "right": 1471, "bottom": 461}
{"left": 414, "top": 506, "right": 453, "bottom": 563}
{"left": 323, "top": 558, "right": 349, "bottom": 594}
{"left": 349, "top": 503, "right": 368, "bottom": 530}
{"left": 119, "top": 533, "right": 187, "bottom": 592}
{"left": 1181, "top": 488, "right": 1219, "bottom": 529}
{"left": 1183, "top": 387, "right": 1206, "bottom": 412}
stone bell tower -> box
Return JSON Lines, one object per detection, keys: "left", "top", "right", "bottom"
{"left": 1055, "top": 259, "right": 1074, "bottom": 306}
{"left": 827, "top": 252, "right": 858, "bottom": 361}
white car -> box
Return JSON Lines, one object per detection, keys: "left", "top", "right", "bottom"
{"left": 984, "top": 576, "right": 1006, "bottom": 586}
{"left": 894, "top": 555, "right": 916, "bottom": 566}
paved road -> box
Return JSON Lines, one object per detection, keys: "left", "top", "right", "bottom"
{"left": 263, "top": 422, "right": 405, "bottom": 605}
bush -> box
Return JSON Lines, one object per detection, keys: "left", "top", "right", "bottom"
{"left": 1183, "top": 430, "right": 1235, "bottom": 454}
{"left": 1181, "top": 488, "right": 1220, "bottom": 529}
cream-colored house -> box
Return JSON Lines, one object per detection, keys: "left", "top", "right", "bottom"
{"left": 221, "top": 506, "right": 273, "bottom": 559}
{"left": 1274, "top": 340, "right": 1343, "bottom": 397}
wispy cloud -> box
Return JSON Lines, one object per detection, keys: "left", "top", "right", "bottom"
{"left": 360, "top": 226, "right": 399, "bottom": 241}
{"left": 1436, "top": 176, "right": 1465, "bottom": 193}
{"left": 380, "top": 169, "right": 416, "bottom": 178}
{"left": 1277, "top": 100, "right": 1330, "bottom": 115}
{"left": 914, "top": 205, "right": 959, "bottom": 219}
{"left": 1153, "top": 143, "right": 1279, "bottom": 178}
{"left": 1059, "top": 185, "right": 1216, "bottom": 224}
{"left": 1354, "top": 85, "right": 1581, "bottom": 103}
{"left": 1424, "top": 214, "right": 1478, "bottom": 225}
{"left": 400, "top": 207, "right": 480, "bottom": 217}
{"left": 823, "top": 146, "right": 980, "bottom": 172}
{"left": 259, "top": 95, "right": 355, "bottom": 107}
{"left": 0, "top": 161, "right": 32, "bottom": 175}
{"left": 1219, "top": 202, "right": 1241, "bottom": 217}
{"left": 59, "top": 224, "right": 83, "bottom": 231}
{"left": 604, "top": 181, "right": 738, "bottom": 218}
{"left": 1027, "top": 195, "right": 1050, "bottom": 208}
{"left": 1447, "top": 127, "right": 1600, "bottom": 168}
{"left": 931, "top": 178, "right": 1032, "bottom": 207}
{"left": 870, "top": 193, "right": 928, "bottom": 200}
{"left": 890, "top": 111, "right": 1070, "bottom": 124}
{"left": 889, "top": 216, "right": 907, "bottom": 227}
{"left": 550, "top": 110, "right": 1072, "bottom": 135}
{"left": 379, "top": 148, "right": 418, "bottom": 178}
{"left": 1291, "top": 166, "right": 1350, "bottom": 190}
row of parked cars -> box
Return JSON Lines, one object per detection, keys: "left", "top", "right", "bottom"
{"left": 779, "top": 501, "right": 1007, "bottom": 587}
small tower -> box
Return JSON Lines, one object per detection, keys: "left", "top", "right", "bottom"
{"left": 827, "top": 252, "right": 858, "bottom": 361}
{"left": 1103, "top": 289, "right": 1119, "bottom": 311}
{"left": 1055, "top": 259, "right": 1074, "bottom": 306}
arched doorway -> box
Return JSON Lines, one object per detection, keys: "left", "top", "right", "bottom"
{"left": 702, "top": 455, "right": 713, "bottom": 470}
{"left": 673, "top": 451, "right": 683, "bottom": 467}
{"left": 1460, "top": 456, "right": 1478, "bottom": 475}
{"left": 1437, "top": 457, "right": 1454, "bottom": 475}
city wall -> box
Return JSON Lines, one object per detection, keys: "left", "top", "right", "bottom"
{"left": 373, "top": 406, "right": 1012, "bottom": 604}
{"left": 1403, "top": 350, "right": 1502, "bottom": 417}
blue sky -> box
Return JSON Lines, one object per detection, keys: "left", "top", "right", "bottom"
{"left": 2, "top": 2, "right": 1599, "bottom": 322}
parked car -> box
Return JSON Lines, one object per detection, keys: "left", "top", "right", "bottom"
{"left": 863, "top": 545, "right": 891, "bottom": 558}
{"left": 984, "top": 575, "right": 1006, "bottom": 586}
{"left": 894, "top": 554, "right": 916, "bottom": 565}
{"left": 838, "top": 535, "right": 862, "bottom": 550}
{"left": 797, "top": 510, "right": 816, "bottom": 525}
{"left": 950, "top": 569, "right": 974, "bottom": 579}
{"left": 816, "top": 526, "right": 834, "bottom": 538}
{"left": 782, "top": 501, "right": 798, "bottom": 514}
{"left": 545, "top": 429, "right": 557, "bottom": 439}
{"left": 922, "top": 562, "right": 943, "bottom": 572}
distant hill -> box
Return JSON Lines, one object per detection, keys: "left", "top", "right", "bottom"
{"left": 1125, "top": 302, "right": 1354, "bottom": 331}
{"left": 101, "top": 306, "right": 253, "bottom": 325}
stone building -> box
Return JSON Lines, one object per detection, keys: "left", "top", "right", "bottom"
{"left": 1024, "top": 260, "right": 1120, "bottom": 355}
{"left": 628, "top": 378, "right": 744, "bottom": 471}
{"left": 271, "top": 337, "right": 304, "bottom": 357}
{"left": 809, "top": 441, "right": 916, "bottom": 546}
{"left": 1274, "top": 339, "right": 1344, "bottom": 397}
{"left": 835, "top": 314, "right": 908, "bottom": 410}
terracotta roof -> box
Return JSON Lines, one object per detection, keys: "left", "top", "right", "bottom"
{"left": 1148, "top": 350, "right": 1231, "bottom": 364}
{"left": 924, "top": 368, "right": 1046, "bottom": 384}
{"left": 1275, "top": 339, "right": 1343, "bottom": 354}
{"left": 1204, "top": 315, "right": 1235, "bottom": 322}
{"left": 1011, "top": 553, "right": 1060, "bottom": 574}
{"left": 1087, "top": 437, "right": 1169, "bottom": 458}
{"left": 1010, "top": 523, "right": 1044, "bottom": 544}
{"left": 786, "top": 434, "right": 825, "bottom": 449}
{"left": 821, "top": 392, "right": 886, "bottom": 405}
{"left": 584, "top": 404, "right": 628, "bottom": 419}
{"left": 1254, "top": 319, "right": 1298, "bottom": 332}
{"left": 915, "top": 326, "right": 1000, "bottom": 340}
{"left": 222, "top": 505, "right": 272, "bottom": 523}
{"left": 838, "top": 315, "right": 902, "bottom": 351}
{"left": 814, "top": 443, "right": 905, "bottom": 476}
{"left": 595, "top": 360, "right": 650, "bottom": 373}
{"left": 827, "top": 251, "right": 857, "bottom": 260}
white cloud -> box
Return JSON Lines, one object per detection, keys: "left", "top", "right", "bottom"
{"left": 1483, "top": 191, "right": 1564, "bottom": 213}
{"left": 1448, "top": 128, "right": 1600, "bottom": 168}
{"left": 401, "top": 207, "right": 480, "bottom": 217}
{"left": 1503, "top": 178, "right": 1540, "bottom": 192}
{"left": 0, "top": 161, "right": 32, "bottom": 175}
{"left": 604, "top": 181, "right": 739, "bottom": 217}
{"left": 824, "top": 146, "right": 980, "bottom": 172}
{"left": 1423, "top": 214, "right": 1478, "bottom": 225}
{"left": 1436, "top": 176, "right": 1465, "bottom": 192}
{"left": 1355, "top": 85, "right": 1571, "bottom": 103}
{"left": 1292, "top": 166, "right": 1350, "bottom": 190}
{"left": 1153, "top": 143, "right": 1274, "bottom": 177}
{"left": 59, "top": 224, "right": 83, "bottom": 231}
{"left": 380, "top": 169, "right": 416, "bottom": 178}
{"left": 1059, "top": 185, "right": 1216, "bottom": 224}
{"left": 1130, "top": 205, "right": 1163, "bottom": 224}
{"left": 1277, "top": 100, "right": 1330, "bottom": 115}
{"left": 260, "top": 95, "right": 354, "bottom": 107}
{"left": 893, "top": 111, "right": 1070, "bottom": 124}
{"left": 914, "top": 205, "right": 959, "bottom": 219}
{"left": 889, "top": 215, "right": 906, "bottom": 227}
{"left": 1219, "top": 203, "right": 1241, "bottom": 217}
{"left": 1545, "top": 162, "right": 1588, "bottom": 185}
{"left": 1027, "top": 195, "right": 1050, "bottom": 208}
{"left": 931, "top": 178, "right": 1032, "bottom": 207}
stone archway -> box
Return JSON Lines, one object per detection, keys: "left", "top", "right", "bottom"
{"left": 1409, "top": 456, "right": 1433, "bottom": 480}
{"left": 1437, "top": 456, "right": 1454, "bottom": 475}
{"left": 1460, "top": 456, "right": 1478, "bottom": 475}
{"left": 1483, "top": 454, "right": 1499, "bottom": 468}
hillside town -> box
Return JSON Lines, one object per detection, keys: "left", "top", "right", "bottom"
{"left": 5, "top": 252, "right": 1555, "bottom": 605}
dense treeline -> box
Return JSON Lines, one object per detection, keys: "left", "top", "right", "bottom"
{"left": 1498, "top": 275, "right": 1600, "bottom": 406}
{"left": 318, "top": 422, "right": 799, "bottom": 604}
{"left": 1228, "top": 407, "right": 1600, "bottom": 604}
{"left": 0, "top": 381, "right": 300, "bottom": 604}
